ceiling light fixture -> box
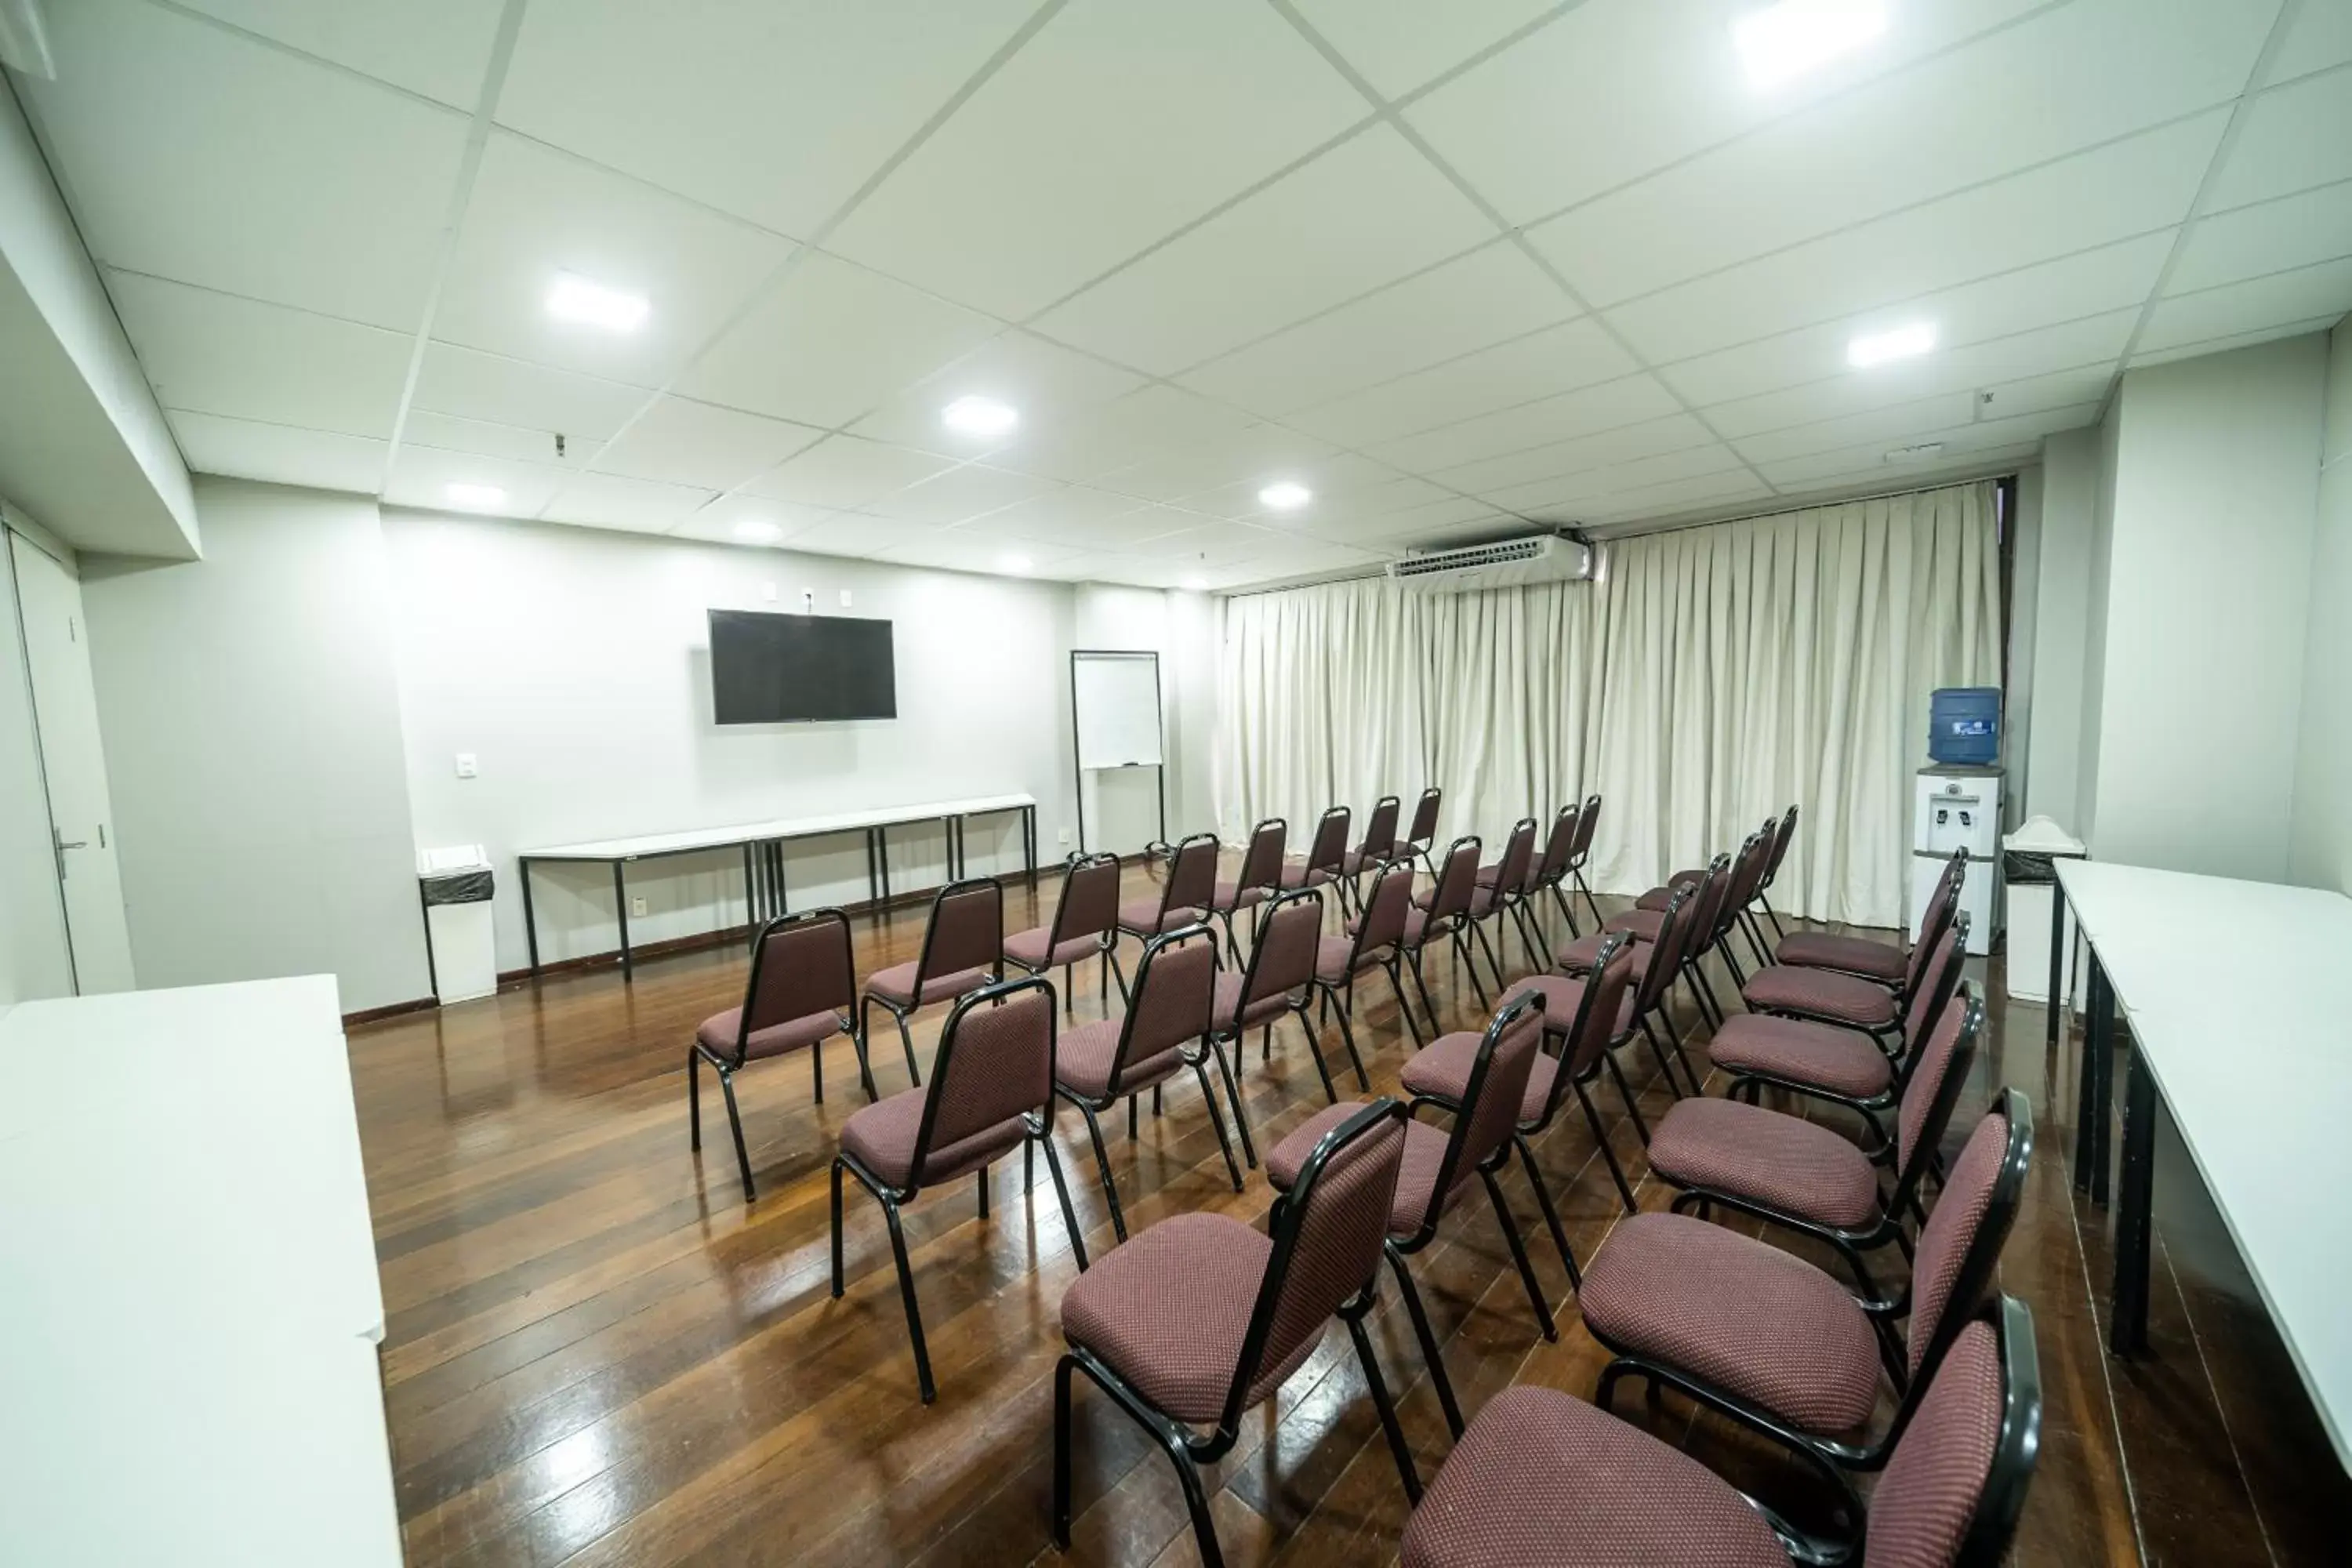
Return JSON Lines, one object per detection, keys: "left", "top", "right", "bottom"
{"left": 445, "top": 482, "right": 507, "bottom": 510}
{"left": 546, "top": 271, "right": 650, "bottom": 332}
{"left": 733, "top": 519, "right": 782, "bottom": 543}
{"left": 1000, "top": 552, "right": 1034, "bottom": 573}
{"left": 1258, "top": 480, "right": 1312, "bottom": 511}
{"left": 1734, "top": 0, "right": 1887, "bottom": 87}
{"left": 1884, "top": 442, "right": 1947, "bottom": 463}
{"left": 942, "top": 396, "right": 1019, "bottom": 438}
{"left": 1846, "top": 321, "right": 1936, "bottom": 368}
{"left": 1181, "top": 575, "right": 1209, "bottom": 592}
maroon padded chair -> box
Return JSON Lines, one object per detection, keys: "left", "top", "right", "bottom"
{"left": 1207, "top": 816, "right": 1287, "bottom": 966}
{"left": 1004, "top": 851, "right": 1123, "bottom": 1015}
{"left": 1647, "top": 985, "right": 1985, "bottom": 1294}
{"left": 830, "top": 978, "right": 1086, "bottom": 1403}
{"left": 1713, "top": 914, "right": 1971, "bottom": 1152}
{"left": 1640, "top": 810, "right": 1791, "bottom": 961}
{"left": 1742, "top": 850, "right": 1965, "bottom": 1049}
{"left": 1399, "top": 1294, "right": 2042, "bottom": 1568}
{"left": 1386, "top": 833, "right": 1488, "bottom": 1029}
{"left": 1516, "top": 878, "right": 1704, "bottom": 1110}
{"left": 1278, "top": 804, "right": 1351, "bottom": 896}
{"left": 1209, "top": 887, "right": 1332, "bottom": 1166}
{"left": 1563, "top": 791, "right": 1602, "bottom": 927}
{"left": 1116, "top": 830, "right": 1218, "bottom": 965}
{"left": 688, "top": 907, "right": 865, "bottom": 1202}
{"left": 1401, "top": 785, "right": 1443, "bottom": 874}
{"left": 1341, "top": 793, "right": 1403, "bottom": 908}
{"left": 1054, "top": 926, "right": 1239, "bottom": 1242}
{"left": 1581, "top": 1091, "right": 2034, "bottom": 1489}
{"left": 1755, "top": 801, "right": 1803, "bottom": 940}
{"left": 1518, "top": 801, "right": 1582, "bottom": 942}
{"left": 1775, "top": 846, "right": 1963, "bottom": 992}
{"left": 1265, "top": 989, "right": 1552, "bottom": 1439}
{"left": 1055, "top": 1100, "right": 1421, "bottom": 1568}
{"left": 858, "top": 876, "right": 1003, "bottom": 1087}
{"left": 1466, "top": 814, "right": 1544, "bottom": 978}
{"left": 1616, "top": 828, "right": 1773, "bottom": 1024}
{"left": 1308, "top": 858, "right": 1428, "bottom": 1065}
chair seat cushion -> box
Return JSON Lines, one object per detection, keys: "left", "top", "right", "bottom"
{"left": 1774, "top": 931, "right": 1907, "bottom": 983}
{"left": 695, "top": 1005, "right": 844, "bottom": 1061}
{"left": 1266, "top": 1103, "right": 1453, "bottom": 1237}
{"left": 1552, "top": 931, "right": 1654, "bottom": 979}
{"left": 1646, "top": 1097, "right": 1882, "bottom": 1229}
{"left": 1118, "top": 899, "right": 1204, "bottom": 936}
{"left": 1606, "top": 907, "right": 1665, "bottom": 942}
{"left": 1316, "top": 933, "right": 1386, "bottom": 985}
{"left": 1056, "top": 1014, "right": 1185, "bottom": 1101}
{"left": 1399, "top": 1384, "right": 1789, "bottom": 1568}
{"left": 1581, "top": 1211, "right": 1882, "bottom": 1436}
{"left": 1635, "top": 870, "right": 1708, "bottom": 914}
{"left": 838, "top": 1087, "right": 1028, "bottom": 1189}
{"left": 1708, "top": 1014, "right": 1893, "bottom": 1099}
{"left": 1210, "top": 880, "right": 1272, "bottom": 913}
{"left": 1004, "top": 925, "right": 1103, "bottom": 971}
{"left": 1499, "top": 974, "right": 1638, "bottom": 1041}
{"left": 863, "top": 960, "right": 993, "bottom": 1008}
{"left": 1399, "top": 1029, "right": 1557, "bottom": 1126}
{"left": 1277, "top": 861, "right": 1334, "bottom": 888}
{"left": 1060, "top": 1212, "right": 1318, "bottom": 1425}
{"left": 1348, "top": 906, "right": 1430, "bottom": 949}
{"left": 1743, "top": 965, "right": 1898, "bottom": 1029}
{"left": 1340, "top": 848, "right": 1392, "bottom": 875}
{"left": 1213, "top": 969, "right": 1294, "bottom": 1034}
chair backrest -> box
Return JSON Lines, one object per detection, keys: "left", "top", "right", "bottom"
{"left": 1716, "top": 828, "right": 1773, "bottom": 937}
{"left": 910, "top": 978, "right": 1054, "bottom": 1186}
{"left": 1236, "top": 817, "right": 1289, "bottom": 894}
{"left": 1103, "top": 926, "right": 1218, "bottom": 1097}
{"left": 1631, "top": 883, "right": 1697, "bottom": 1018}
{"left": 1569, "top": 793, "right": 1601, "bottom": 861}
{"left": 1405, "top": 786, "right": 1442, "bottom": 848}
{"left": 1676, "top": 853, "right": 1735, "bottom": 963}
{"left": 1494, "top": 816, "right": 1539, "bottom": 896}
{"left": 1350, "top": 858, "right": 1417, "bottom": 958}
{"left": 1557, "top": 931, "right": 1639, "bottom": 1083}
{"left": 733, "top": 908, "right": 856, "bottom": 1064}
{"left": 1864, "top": 1295, "right": 2043, "bottom": 1568}
{"left": 1534, "top": 803, "right": 1578, "bottom": 885}
{"left": 1904, "top": 1090, "right": 2034, "bottom": 1381}
{"left": 1760, "top": 803, "right": 1801, "bottom": 891}
{"left": 1906, "top": 850, "right": 1968, "bottom": 996}
{"left": 1049, "top": 852, "right": 1123, "bottom": 949}
{"left": 1889, "top": 985, "right": 1984, "bottom": 1212}
{"left": 1894, "top": 916, "right": 1970, "bottom": 1083}
{"left": 1422, "top": 835, "right": 1483, "bottom": 924}
{"left": 1240, "top": 887, "right": 1323, "bottom": 1007}
{"left": 1162, "top": 831, "right": 1221, "bottom": 916}
{"left": 1302, "top": 805, "right": 1351, "bottom": 875}
{"left": 1224, "top": 1100, "right": 1407, "bottom": 1428}
{"left": 1358, "top": 795, "right": 1401, "bottom": 858}
{"left": 1414, "top": 990, "right": 1545, "bottom": 1243}
{"left": 917, "top": 877, "right": 1003, "bottom": 983}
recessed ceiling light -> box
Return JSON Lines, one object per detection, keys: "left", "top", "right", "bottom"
{"left": 1000, "top": 553, "right": 1033, "bottom": 573}
{"left": 733, "top": 519, "right": 782, "bottom": 543}
{"left": 546, "top": 271, "right": 649, "bottom": 332}
{"left": 1885, "top": 442, "right": 1947, "bottom": 463}
{"left": 445, "top": 482, "right": 506, "bottom": 510}
{"left": 1181, "top": 575, "right": 1209, "bottom": 591}
{"left": 1847, "top": 321, "right": 1936, "bottom": 368}
{"left": 942, "top": 396, "right": 1019, "bottom": 438}
{"left": 1258, "top": 481, "right": 1312, "bottom": 511}
{"left": 1734, "top": 0, "right": 1887, "bottom": 87}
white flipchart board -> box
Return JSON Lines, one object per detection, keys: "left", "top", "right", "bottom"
{"left": 1072, "top": 651, "right": 1165, "bottom": 852}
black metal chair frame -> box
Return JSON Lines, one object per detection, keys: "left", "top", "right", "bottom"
{"left": 1285, "top": 803, "right": 1352, "bottom": 897}
{"left": 1054, "top": 924, "right": 1245, "bottom": 1243}
{"left": 1501, "top": 931, "right": 1647, "bottom": 1214}
{"left": 1052, "top": 1100, "right": 1423, "bottom": 1568}
{"left": 1526, "top": 801, "right": 1583, "bottom": 942}
{"left": 1344, "top": 793, "right": 1403, "bottom": 915}
{"left": 1400, "top": 834, "right": 1494, "bottom": 1032}
{"left": 1592, "top": 1090, "right": 2035, "bottom": 1501}
{"left": 1214, "top": 885, "right": 1342, "bottom": 1162}
{"left": 1211, "top": 816, "right": 1288, "bottom": 967}
{"left": 829, "top": 975, "right": 1088, "bottom": 1405}
{"left": 688, "top": 907, "right": 869, "bottom": 1202}
{"left": 1472, "top": 815, "right": 1547, "bottom": 982}
{"left": 1116, "top": 831, "right": 1221, "bottom": 995}
{"left": 856, "top": 876, "right": 1004, "bottom": 1090}
{"left": 1386, "top": 987, "right": 1559, "bottom": 1439}
{"left": 1563, "top": 791, "right": 1602, "bottom": 929}
{"left": 1622, "top": 872, "right": 1712, "bottom": 1099}
{"left": 1673, "top": 988, "right": 1986, "bottom": 1297}
{"left": 1401, "top": 786, "right": 1443, "bottom": 877}
{"left": 1311, "top": 858, "right": 1431, "bottom": 1066}
{"left": 1005, "top": 850, "right": 1125, "bottom": 1016}
{"left": 1751, "top": 849, "right": 1965, "bottom": 1058}
{"left": 1752, "top": 802, "right": 1802, "bottom": 941}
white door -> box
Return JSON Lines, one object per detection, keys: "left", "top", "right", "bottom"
{"left": 9, "top": 532, "right": 135, "bottom": 993}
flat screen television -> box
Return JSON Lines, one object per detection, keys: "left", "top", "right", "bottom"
{"left": 709, "top": 610, "right": 897, "bottom": 724}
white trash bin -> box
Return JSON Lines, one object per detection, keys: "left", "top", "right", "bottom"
{"left": 2002, "top": 817, "right": 2085, "bottom": 1007}
{"left": 418, "top": 845, "right": 499, "bottom": 1004}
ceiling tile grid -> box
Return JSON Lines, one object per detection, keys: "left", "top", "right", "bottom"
{"left": 21, "top": 0, "right": 2352, "bottom": 583}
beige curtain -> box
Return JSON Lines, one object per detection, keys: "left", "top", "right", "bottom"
{"left": 1214, "top": 481, "right": 2003, "bottom": 928}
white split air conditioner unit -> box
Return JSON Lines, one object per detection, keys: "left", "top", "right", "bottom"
{"left": 1385, "top": 533, "right": 1594, "bottom": 593}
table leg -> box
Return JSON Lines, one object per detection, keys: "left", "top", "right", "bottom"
{"left": 614, "top": 861, "right": 633, "bottom": 981}
{"left": 864, "top": 829, "right": 880, "bottom": 909}
{"left": 945, "top": 815, "right": 958, "bottom": 881}
{"left": 2089, "top": 959, "right": 2114, "bottom": 1204}
{"left": 521, "top": 858, "right": 541, "bottom": 977}
{"left": 2111, "top": 1041, "right": 2158, "bottom": 1355}
{"left": 878, "top": 826, "right": 891, "bottom": 906}
{"left": 2045, "top": 884, "right": 2066, "bottom": 1053}
{"left": 1025, "top": 806, "right": 1037, "bottom": 883}
{"left": 742, "top": 843, "right": 757, "bottom": 935}
{"left": 772, "top": 841, "right": 788, "bottom": 916}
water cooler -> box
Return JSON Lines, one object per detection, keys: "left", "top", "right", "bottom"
{"left": 1911, "top": 766, "right": 2001, "bottom": 955}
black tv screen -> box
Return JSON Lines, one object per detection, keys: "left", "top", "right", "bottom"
{"left": 709, "top": 610, "right": 897, "bottom": 724}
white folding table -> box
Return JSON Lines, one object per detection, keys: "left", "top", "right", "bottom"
{"left": 2052, "top": 860, "right": 2352, "bottom": 1468}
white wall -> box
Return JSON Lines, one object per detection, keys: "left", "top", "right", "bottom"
{"left": 0, "top": 518, "right": 74, "bottom": 1004}
{"left": 2023, "top": 430, "right": 2099, "bottom": 830}
{"left": 2289, "top": 320, "right": 2352, "bottom": 895}
{"left": 2082, "top": 335, "right": 2326, "bottom": 880}
{"left": 1069, "top": 583, "right": 1219, "bottom": 855}
{"left": 2002, "top": 464, "right": 2042, "bottom": 830}
{"left": 78, "top": 479, "right": 429, "bottom": 1011}
{"left": 383, "top": 511, "right": 1084, "bottom": 971}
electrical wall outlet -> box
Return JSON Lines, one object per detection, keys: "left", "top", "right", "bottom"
{"left": 1057, "top": 827, "right": 1073, "bottom": 846}
{"left": 454, "top": 753, "right": 478, "bottom": 779}
{"left": 840, "top": 588, "right": 853, "bottom": 608}
{"left": 630, "top": 896, "right": 648, "bottom": 917}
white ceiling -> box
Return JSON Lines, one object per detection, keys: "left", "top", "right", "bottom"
{"left": 16, "top": 0, "right": 2352, "bottom": 588}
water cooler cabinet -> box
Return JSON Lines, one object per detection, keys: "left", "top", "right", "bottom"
{"left": 1912, "top": 766, "right": 2001, "bottom": 956}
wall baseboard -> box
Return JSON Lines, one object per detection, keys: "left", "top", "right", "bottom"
{"left": 343, "top": 996, "right": 438, "bottom": 1027}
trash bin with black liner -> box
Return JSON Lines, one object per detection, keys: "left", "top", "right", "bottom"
{"left": 418, "top": 845, "right": 499, "bottom": 1004}
{"left": 2002, "top": 816, "right": 2086, "bottom": 1007}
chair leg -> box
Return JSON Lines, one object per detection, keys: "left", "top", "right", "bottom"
{"left": 1163, "top": 1431, "right": 1225, "bottom": 1568}
{"left": 1128, "top": 1094, "right": 1138, "bottom": 1139}
{"left": 1386, "top": 959, "right": 1428, "bottom": 1047}
{"left": 1514, "top": 1134, "right": 1581, "bottom": 1290}
{"left": 1513, "top": 898, "right": 1548, "bottom": 973}
{"left": 1326, "top": 992, "right": 1371, "bottom": 1091}
{"left": 1603, "top": 1047, "right": 1653, "bottom": 1145}
{"left": 1659, "top": 1004, "right": 1704, "bottom": 1095}
{"left": 687, "top": 1047, "right": 702, "bottom": 1150}
{"left": 1207, "top": 1037, "right": 1258, "bottom": 1168}
{"left": 849, "top": 1022, "right": 880, "bottom": 1102}
{"left": 829, "top": 1160, "right": 846, "bottom": 1295}
{"left": 1454, "top": 929, "right": 1493, "bottom": 1009}
{"left": 811, "top": 1039, "right": 825, "bottom": 1105}
{"left": 1468, "top": 916, "right": 1509, "bottom": 994}
{"left": 1344, "top": 1304, "right": 1423, "bottom": 1507}
{"left": 1406, "top": 948, "right": 1443, "bottom": 1037}
{"left": 1052, "top": 1356, "right": 1077, "bottom": 1548}
{"left": 1079, "top": 1103, "right": 1127, "bottom": 1243}
{"left": 1550, "top": 880, "right": 1582, "bottom": 940}
{"left": 1481, "top": 1166, "right": 1558, "bottom": 1341}
{"left": 976, "top": 1165, "right": 989, "bottom": 1218}
{"left": 1759, "top": 889, "right": 1789, "bottom": 940}
{"left": 881, "top": 1197, "right": 935, "bottom": 1403}
{"left": 1063, "top": 962, "right": 1074, "bottom": 1017}
{"left": 1387, "top": 1246, "right": 1466, "bottom": 1439}
{"left": 1195, "top": 1062, "right": 1244, "bottom": 1191}
{"left": 1038, "top": 1128, "right": 1090, "bottom": 1270}
{"left": 1639, "top": 1017, "right": 1685, "bottom": 1100}
{"left": 1571, "top": 1075, "right": 1639, "bottom": 1212}
{"left": 717, "top": 1068, "right": 755, "bottom": 1202}
{"left": 1292, "top": 1011, "right": 1339, "bottom": 1103}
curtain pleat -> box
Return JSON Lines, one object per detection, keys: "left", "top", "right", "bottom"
{"left": 1213, "top": 481, "right": 2003, "bottom": 928}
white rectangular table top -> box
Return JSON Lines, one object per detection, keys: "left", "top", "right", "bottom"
{"left": 0, "top": 976, "right": 401, "bottom": 1566}
{"left": 518, "top": 791, "right": 1037, "bottom": 862}
{"left": 2056, "top": 859, "right": 2352, "bottom": 1468}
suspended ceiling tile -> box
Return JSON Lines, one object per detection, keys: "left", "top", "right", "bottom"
{"left": 936, "top": 488, "right": 1174, "bottom": 550}
{"left": 1749, "top": 403, "right": 2103, "bottom": 488}
{"left": 402, "top": 408, "right": 583, "bottom": 468}
{"left": 775, "top": 514, "right": 954, "bottom": 560}
{"left": 2169, "top": 179, "right": 2352, "bottom": 296}
{"left": 167, "top": 410, "right": 388, "bottom": 497}
{"left": 110, "top": 272, "right": 412, "bottom": 440}
{"left": 2263, "top": 3, "right": 2352, "bottom": 85}
{"left": 668, "top": 494, "right": 850, "bottom": 547}
{"left": 857, "top": 463, "right": 1058, "bottom": 525}
{"left": 541, "top": 472, "right": 718, "bottom": 533}
{"left": 1360, "top": 372, "right": 1687, "bottom": 474}
{"left": 742, "top": 435, "right": 961, "bottom": 511}
{"left": 591, "top": 397, "right": 826, "bottom": 492}
{"left": 1430, "top": 412, "right": 1720, "bottom": 499}
{"left": 847, "top": 331, "right": 1146, "bottom": 461}
{"left": 1480, "top": 439, "right": 1751, "bottom": 516}
{"left": 408, "top": 343, "right": 652, "bottom": 445}
{"left": 383, "top": 444, "right": 570, "bottom": 517}
{"left": 1285, "top": 317, "right": 1639, "bottom": 448}
{"left": 169, "top": 0, "right": 508, "bottom": 108}
{"left": 2135, "top": 259, "right": 2352, "bottom": 354}
{"left": 2204, "top": 63, "right": 2352, "bottom": 210}
{"left": 2127, "top": 314, "right": 2349, "bottom": 369}
{"left": 1287, "top": 0, "right": 1562, "bottom": 100}
{"left": 981, "top": 383, "right": 1261, "bottom": 485}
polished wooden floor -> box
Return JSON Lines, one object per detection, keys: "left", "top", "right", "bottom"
{"left": 350, "top": 858, "right": 2350, "bottom": 1566}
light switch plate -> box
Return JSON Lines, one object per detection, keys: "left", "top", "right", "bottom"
{"left": 839, "top": 588, "right": 853, "bottom": 608}
{"left": 455, "top": 753, "right": 478, "bottom": 779}
{"left": 630, "top": 897, "right": 648, "bottom": 917}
